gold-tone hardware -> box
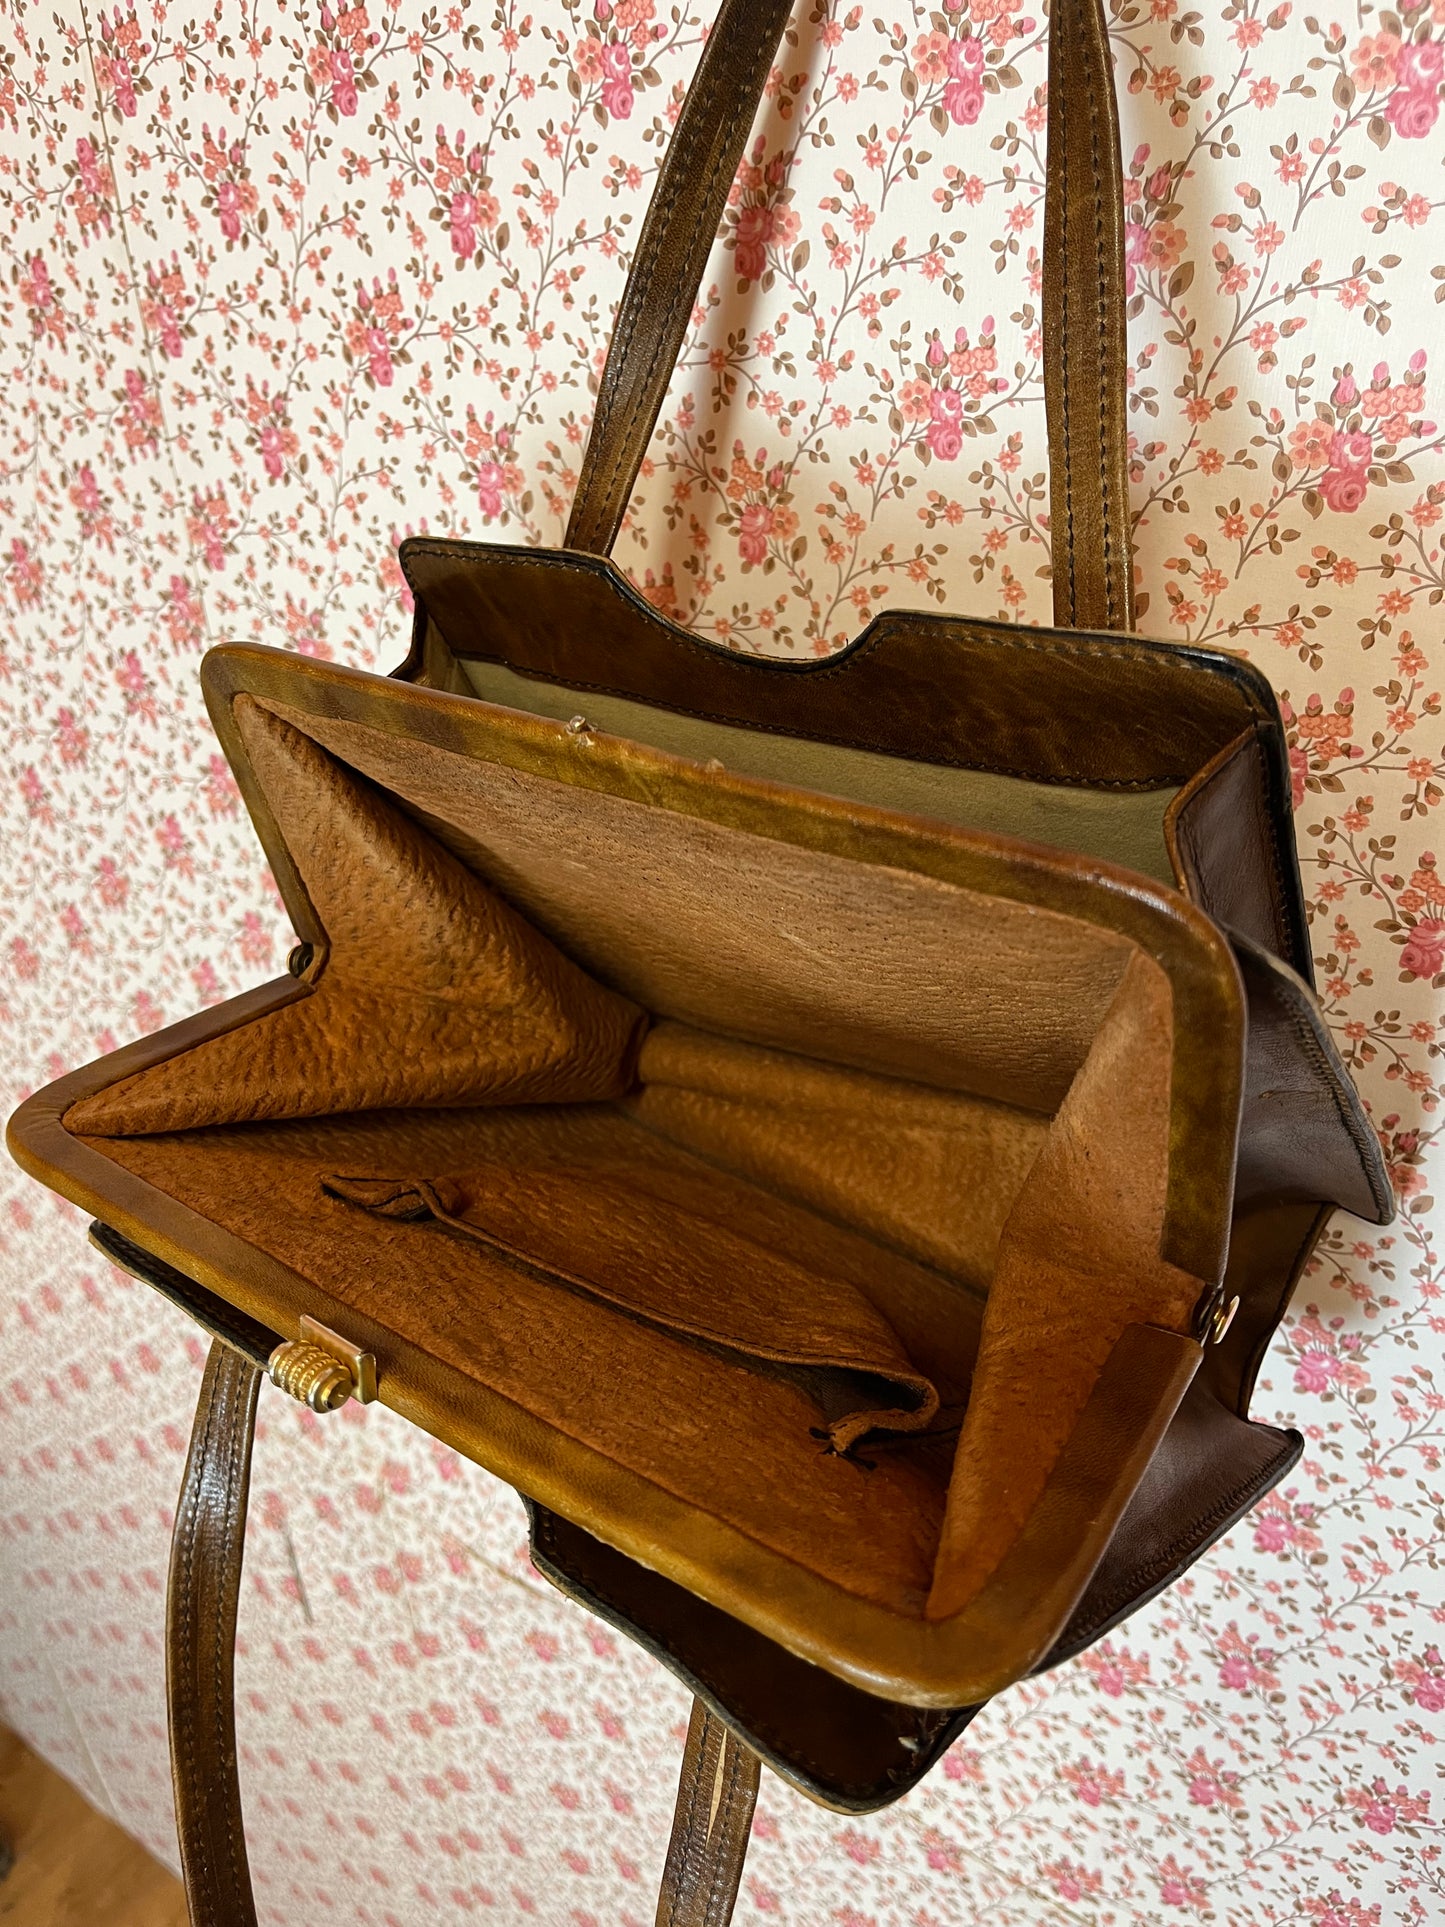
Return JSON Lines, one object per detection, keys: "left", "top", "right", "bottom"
{"left": 1193, "top": 1284, "right": 1242, "bottom": 1346}
{"left": 267, "top": 1340, "right": 354, "bottom": 1411}
{"left": 299, "top": 1316, "right": 377, "bottom": 1403}
{"left": 1208, "top": 1293, "right": 1240, "bottom": 1346}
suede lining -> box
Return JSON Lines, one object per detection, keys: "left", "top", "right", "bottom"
{"left": 264, "top": 697, "right": 1135, "bottom": 1115}
{"left": 65, "top": 695, "right": 1199, "bottom": 1618}
{"left": 457, "top": 658, "right": 1179, "bottom": 884}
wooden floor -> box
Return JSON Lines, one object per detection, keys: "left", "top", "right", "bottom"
{"left": 0, "top": 1727, "right": 187, "bottom": 1926}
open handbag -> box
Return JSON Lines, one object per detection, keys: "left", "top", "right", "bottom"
{"left": 5, "top": 0, "right": 1398, "bottom": 1921}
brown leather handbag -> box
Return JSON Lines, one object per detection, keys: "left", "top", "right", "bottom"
{"left": 7, "top": 1, "right": 1392, "bottom": 1921}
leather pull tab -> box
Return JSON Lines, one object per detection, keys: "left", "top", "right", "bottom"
{"left": 655, "top": 1699, "right": 761, "bottom": 1927}
{"left": 166, "top": 1340, "right": 264, "bottom": 1927}
{"left": 1043, "top": 0, "right": 1134, "bottom": 632}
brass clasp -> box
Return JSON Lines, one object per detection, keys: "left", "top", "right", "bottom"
{"left": 267, "top": 1316, "right": 377, "bottom": 1411}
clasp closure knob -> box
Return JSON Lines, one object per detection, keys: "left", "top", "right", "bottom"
{"left": 267, "top": 1316, "right": 377, "bottom": 1410}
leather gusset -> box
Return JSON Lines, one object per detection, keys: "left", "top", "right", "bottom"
{"left": 65, "top": 699, "right": 1205, "bottom": 1625}
{"left": 65, "top": 699, "right": 649, "bottom": 1136}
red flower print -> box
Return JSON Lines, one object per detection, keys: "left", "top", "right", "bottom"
{"left": 19, "top": 254, "right": 65, "bottom": 345}
{"left": 927, "top": 385, "right": 965, "bottom": 460}
{"left": 573, "top": 33, "right": 604, "bottom": 83}
{"left": 737, "top": 500, "right": 775, "bottom": 564}
{"left": 1400, "top": 915, "right": 1445, "bottom": 979}
{"left": 732, "top": 198, "right": 799, "bottom": 283}
{"left": 599, "top": 42, "right": 634, "bottom": 120}
{"left": 329, "top": 48, "right": 359, "bottom": 116}
{"left": 944, "top": 37, "right": 985, "bottom": 125}
{"left": 6, "top": 538, "right": 43, "bottom": 606}
{"left": 1395, "top": 1647, "right": 1445, "bottom": 1711}
{"left": 1320, "top": 466, "right": 1369, "bottom": 512}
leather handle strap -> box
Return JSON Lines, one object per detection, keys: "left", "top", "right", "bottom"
{"left": 655, "top": 1699, "right": 761, "bottom": 1927}
{"left": 167, "top": 1340, "right": 263, "bottom": 1927}
{"left": 564, "top": 0, "right": 795, "bottom": 557}
{"left": 1042, "top": 0, "right": 1133, "bottom": 631}
{"left": 157, "top": 1311, "right": 757, "bottom": 1927}
{"left": 569, "top": 0, "right": 1131, "bottom": 632}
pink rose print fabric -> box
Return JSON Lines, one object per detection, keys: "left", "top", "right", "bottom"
{"left": 1, "top": 3, "right": 1443, "bottom": 1924}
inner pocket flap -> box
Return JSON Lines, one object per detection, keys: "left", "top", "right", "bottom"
{"left": 65, "top": 698, "right": 648, "bottom": 1137}
{"left": 322, "top": 1157, "right": 942, "bottom": 1455}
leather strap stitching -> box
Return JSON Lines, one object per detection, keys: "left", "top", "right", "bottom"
{"left": 661, "top": 1704, "right": 711, "bottom": 1927}
{"left": 172, "top": 1354, "right": 215, "bottom": 1898}
{"left": 568, "top": 0, "right": 792, "bottom": 556}
{"left": 703, "top": 1733, "right": 749, "bottom": 1927}
{"left": 572, "top": 75, "right": 760, "bottom": 550}
{"left": 655, "top": 1702, "right": 758, "bottom": 1927}
{"left": 213, "top": 1361, "right": 252, "bottom": 1917}
{"left": 1090, "top": 101, "right": 1117, "bottom": 629}
{"left": 1057, "top": 57, "right": 1077, "bottom": 626}
{"left": 169, "top": 1343, "right": 261, "bottom": 1927}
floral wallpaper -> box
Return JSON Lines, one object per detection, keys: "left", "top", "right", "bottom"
{"left": 0, "top": 0, "right": 1442, "bottom": 1921}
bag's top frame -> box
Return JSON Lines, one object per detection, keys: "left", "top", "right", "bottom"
{"left": 13, "top": 635, "right": 1247, "bottom": 1707}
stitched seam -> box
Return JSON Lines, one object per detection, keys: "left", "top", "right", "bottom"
{"left": 1057, "top": 38, "right": 1077, "bottom": 626}
{"left": 1176, "top": 807, "right": 1205, "bottom": 902}
{"left": 150, "top": 1282, "right": 271, "bottom": 1363}
{"left": 466, "top": 659, "right": 1202, "bottom": 786}
{"left": 1260, "top": 968, "right": 1395, "bottom": 1221}
{"left": 399, "top": 551, "right": 1271, "bottom": 788}
{"left": 214, "top": 1359, "right": 250, "bottom": 1917}
{"left": 400, "top": 543, "right": 1271, "bottom": 705}
{"left": 415, "top": 645, "right": 1226, "bottom": 787}
{"left": 573, "top": 20, "right": 779, "bottom": 550}
{"left": 1063, "top": 1440, "right": 1297, "bottom": 1646}
{"left": 1173, "top": 732, "right": 1298, "bottom": 964}
{"left": 94, "top": 1229, "right": 277, "bottom": 1363}
{"left": 678, "top": 1711, "right": 709, "bottom": 1919}
{"left": 175, "top": 1358, "right": 219, "bottom": 1899}
{"left": 572, "top": 121, "right": 698, "bottom": 539}
{"left": 667, "top": 1711, "right": 711, "bottom": 1927}
{"left": 702, "top": 1739, "right": 748, "bottom": 1927}
{"left": 583, "top": 75, "right": 757, "bottom": 539}
{"left": 700, "top": 1736, "right": 734, "bottom": 1927}
{"left": 584, "top": 21, "right": 765, "bottom": 453}
{"left": 1251, "top": 737, "right": 1298, "bottom": 962}
{"left": 1089, "top": 90, "right": 1117, "bottom": 628}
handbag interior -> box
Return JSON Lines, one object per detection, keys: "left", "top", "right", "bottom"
{"left": 65, "top": 691, "right": 1206, "bottom": 1625}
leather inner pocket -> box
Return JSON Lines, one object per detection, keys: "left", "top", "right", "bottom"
{"left": 67, "top": 694, "right": 1202, "bottom": 1620}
